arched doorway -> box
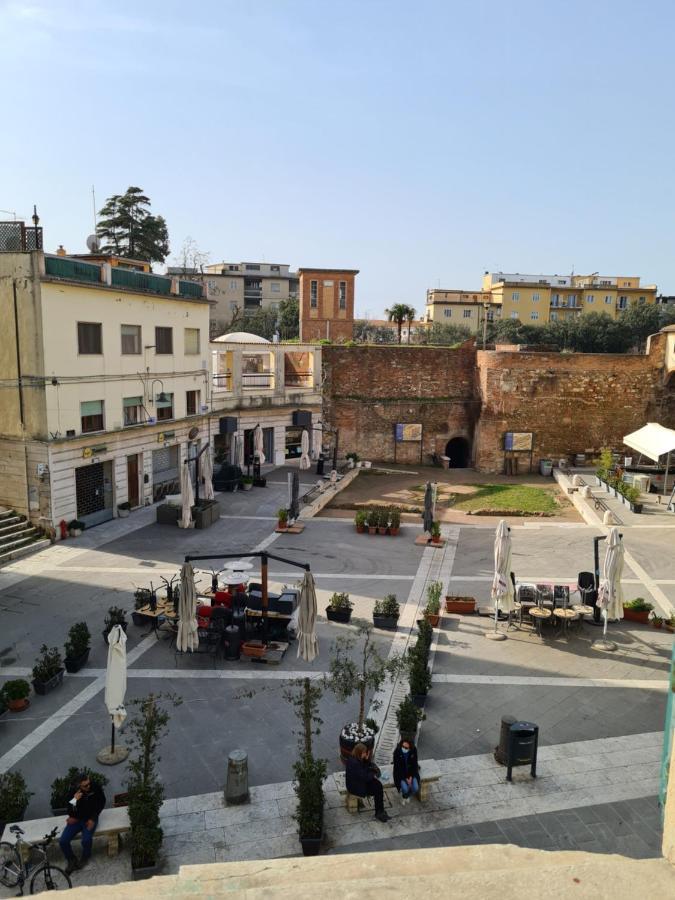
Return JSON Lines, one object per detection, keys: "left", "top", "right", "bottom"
{"left": 445, "top": 436, "right": 470, "bottom": 468}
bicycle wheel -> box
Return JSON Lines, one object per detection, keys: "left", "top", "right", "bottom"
{"left": 30, "top": 864, "right": 72, "bottom": 893}
{"left": 0, "top": 841, "right": 21, "bottom": 887}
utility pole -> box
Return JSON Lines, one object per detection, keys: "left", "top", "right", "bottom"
{"left": 482, "top": 303, "right": 490, "bottom": 349}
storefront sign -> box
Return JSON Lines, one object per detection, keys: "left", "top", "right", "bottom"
{"left": 157, "top": 431, "right": 175, "bottom": 443}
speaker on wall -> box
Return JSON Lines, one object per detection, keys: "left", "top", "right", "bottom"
{"left": 292, "top": 410, "right": 312, "bottom": 427}
{"left": 219, "top": 416, "right": 238, "bottom": 434}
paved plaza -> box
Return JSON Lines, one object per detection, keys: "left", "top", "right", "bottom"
{"left": 0, "top": 464, "right": 672, "bottom": 891}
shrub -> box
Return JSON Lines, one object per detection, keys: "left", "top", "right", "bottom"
{"left": 624, "top": 598, "right": 654, "bottom": 612}
{"left": 277, "top": 507, "right": 289, "bottom": 523}
{"left": 104, "top": 606, "right": 127, "bottom": 630}
{"left": 117, "top": 501, "right": 131, "bottom": 511}
{"left": 242, "top": 475, "right": 254, "bottom": 485}
{"left": 396, "top": 695, "right": 425, "bottom": 736}
{"left": 431, "top": 521, "right": 441, "bottom": 539}
{"left": 624, "top": 485, "right": 641, "bottom": 503}
{"left": 389, "top": 506, "right": 401, "bottom": 529}
{"left": 374, "top": 594, "right": 400, "bottom": 618}
{"left": 327, "top": 592, "right": 352, "bottom": 611}
{"left": 0, "top": 771, "right": 32, "bottom": 822}
{"left": 64, "top": 622, "right": 90, "bottom": 660}
{"left": 417, "top": 618, "right": 433, "bottom": 649}
{"left": 377, "top": 506, "right": 390, "bottom": 528}
{"left": 408, "top": 646, "right": 432, "bottom": 696}
{"left": 366, "top": 507, "right": 380, "bottom": 528}
{"left": 2, "top": 679, "right": 30, "bottom": 702}
{"left": 354, "top": 509, "right": 367, "bottom": 528}
{"left": 50, "top": 767, "right": 108, "bottom": 810}
{"left": 346, "top": 452, "right": 360, "bottom": 463}
{"left": 425, "top": 580, "right": 443, "bottom": 615}
{"left": 294, "top": 753, "right": 326, "bottom": 839}
{"left": 32, "top": 645, "right": 63, "bottom": 683}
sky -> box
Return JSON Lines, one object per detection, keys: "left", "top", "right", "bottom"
{"left": 1, "top": 0, "right": 674, "bottom": 317}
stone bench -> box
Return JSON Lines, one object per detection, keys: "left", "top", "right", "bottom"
{"left": 333, "top": 759, "right": 441, "bottom": 813}
{"left": 1, "top": 807, "right": 130, "bottom": 857}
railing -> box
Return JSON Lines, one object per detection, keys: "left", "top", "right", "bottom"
{"left": 178, "top": 280, "right": 204, "bottom": 299}
{"left": 0, "top": 221, "right": 43, "bottom": 252}
{"left": 111, "top": 267, "right": 172, "bottom": 295}
{"left": 45, "top": 255, "right": 101, "bottom": 283}
{"left": 285, "top": 372, "right": 314, "bottom": 388}
{"left": 212, "top": 373, "right": 233, "bottom": 391}
{"left": 242, "top": 372, "right": 273, "bottom": 389}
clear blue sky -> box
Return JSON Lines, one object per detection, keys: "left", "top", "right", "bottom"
{"left": 2, "top": 0, "right": 673, "bottom": 316}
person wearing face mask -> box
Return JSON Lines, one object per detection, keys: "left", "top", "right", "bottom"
{"left": 392, "top": 738, "right": 420, "bottom": 805}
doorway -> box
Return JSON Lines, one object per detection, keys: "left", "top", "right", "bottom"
{"left": 75, "top": 461, "right": 114, "bottom": 526}
{"left": 127, "top": 454, "right": 140, "bottom": 508}
{"left": 445, "top": 436, "right": 471, "bottom": 468}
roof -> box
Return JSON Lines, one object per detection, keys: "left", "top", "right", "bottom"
{"left": 212, "top": 332, "right": 271, "bottom": 344}
{"left": 297, "top": 268, "right": 360, "bottom": 275}
{"left": 623, "top": 423, "right": 675, "bottom": 462}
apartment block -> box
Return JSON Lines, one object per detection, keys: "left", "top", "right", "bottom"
{"left": 200, "top": 261, "right": 299, "bottom": 336}
{"left": 298, "top": 268, "right": 358, "bottom": 342}
{"left": 425, "top": 288, "right": 499, "bottom": 334}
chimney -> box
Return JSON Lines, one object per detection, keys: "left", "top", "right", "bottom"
{"left": 56, "top": 245, "right": 67, "bottom": 256}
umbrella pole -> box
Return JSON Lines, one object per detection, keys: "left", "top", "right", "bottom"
{"left": 486, "top": 598, "right": 507, "bottom": 641}
{"left": 110, "top": 719, "right": 115, "bottom": 754}
{"left": 592, "top": 607, "right": 617, "bottom": 653}
{"left": 261, "top": 552, "right": 269, "bottom": 645}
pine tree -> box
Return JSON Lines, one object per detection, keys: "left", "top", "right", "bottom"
{"left": 97, "top": 186, "right": 169, "bottom": 263}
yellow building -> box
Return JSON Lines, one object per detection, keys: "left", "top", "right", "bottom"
{"left": 424, "top": 289, "right": 499, "bottom": 334}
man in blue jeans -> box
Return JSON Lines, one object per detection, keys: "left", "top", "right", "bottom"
{"left": 58, "top": 773, "right": 106, "bottom": 875}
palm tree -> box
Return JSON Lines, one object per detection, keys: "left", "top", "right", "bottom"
{"left": 385, "top": 304, "right": 416, "bottom": 343}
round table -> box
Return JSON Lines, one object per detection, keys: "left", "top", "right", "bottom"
{"left": 528, "top": 606, "right": 552, "bottom": 637}
{"left": 553, "top": 607, "right": 579, "bottom": 637}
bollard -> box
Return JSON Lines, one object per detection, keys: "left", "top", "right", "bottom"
{"left": 225, "top": 749, "right": 250, "bottom": 805}
{"left": 603, "top": 509, "right": 615, "bottom": 525}
{"left": 224, "top": 625, "right": 241, "bottom": 661}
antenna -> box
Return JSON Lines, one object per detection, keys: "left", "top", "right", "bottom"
{"left": 92, "top": 185, "right": 97, "bottom": 236}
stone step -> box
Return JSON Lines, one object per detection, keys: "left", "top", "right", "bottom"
{"left": 0, "top": 510, "right": 20, "bottom": 524}
{"left": 0, "top": 538, "right": 51, "bottom": 566}
{"left": 0, "top": 521, "right": 31, "bottom": 538}
{"left": 0, "top": 528, "right": 38, "bottom": 550}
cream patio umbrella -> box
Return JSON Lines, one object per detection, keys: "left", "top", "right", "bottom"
{"left": 236, "top": 433, "right": 245, "bottom": 469}
{"left": 487, "top": 519, "right": 515, "bottom": 641}
{"left": 254, "top": 424, "right": 266, "bottom": 465}
{"left": 201, "top": 446, "right": 215, "bottom": 501}
{"left": 593, "top": 526, "right": 624, "bottom": 652}
{"left": 300, "top": 430, "right": 311, "bottom": 470}
{"left": 180, "top": 462, "right": 194, "bottom": 529}
{"left": 296, "top": 570, "right": 319, "bottom": 662}
{"left": 177, "top": 561, "right": 199, "bottom": 652}
{"left": 97, "top": 624, "right": 128, "bottom": 764}
{"left": 312, "top": 426, "right": 322, "bottom": 460}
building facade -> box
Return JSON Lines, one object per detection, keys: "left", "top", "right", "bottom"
{"left": 200, "top": 261, "right": 299, "bottom": 336}
{"left": 425, "top": 288, "right": 499, "bottom": 333}
{"left": 298, "top": 268, "right": 358, "bottom": 342}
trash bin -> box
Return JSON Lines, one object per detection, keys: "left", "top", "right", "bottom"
{"left": 225, "top": 749, "right": 250, "bottom": 805}
{"left": 316, "top": 454, "right": 325, "bottom": 477}
{"left": 506, "top": 721, "right": 539, "bottom": 781}
{"left": 539, "top": 459, "right": 553, "bottom": 477}
{"left": 494, "top": 715, "right": 517, "bottom": 765}
{"left": 224, "top": 625, "right": 241, "bottom": 661}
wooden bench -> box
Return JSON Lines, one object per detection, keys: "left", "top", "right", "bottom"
{"left": 1, "top": 807, "right": 130, "bottom": 857}
{"left": 333, "top": 760, "right": 441, "bottom": 813}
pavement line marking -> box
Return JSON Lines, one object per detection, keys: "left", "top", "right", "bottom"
{"left": 446, "top": 574, "right": 665, "bottom": 585}
{"left": 621, "top": 546, "right": 675, "bottom": 617}
{"left": 431, "top": 674, "right": 668, "bottom": 689}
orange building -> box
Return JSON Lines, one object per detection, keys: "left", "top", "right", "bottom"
{"left": 298, "top": 268, "right": 358, "bottom": 342}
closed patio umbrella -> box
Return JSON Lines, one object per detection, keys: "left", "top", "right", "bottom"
{"left": 236, "top": 433, "right": 245, "bottom": 469}
{"left": 180, "top": 462, "right": 194, "bottom": 529}
{"left": 423, "top": 481, "right": 433, "bottom": 535}
{"left": 254, "top": 424, "right": 265, "bottom": 465}
{"left": 96, "top": 624, "right": 128, "bottom": 764}
{"left": 296, "top": 570, "right": 319, "bottom": 662}
{"left": 291, "top": 470, "right": 300, "bottom": 521}
{"left": 177, "top": 561, "right": 199, "bottom": 652}
{"left": 487, "top": 519, "right": 515, "bottom": 641}
{"left": 312, "top": 426, "right": 322, "bottom": 460}
{"left": 201, "top": 446, "right": 215, "bottom": 501}
{"left": 593, "top": 527, "right": 624, "bottom": 652}
{"left": 300, "top": 429, "right": 311, "bottom": 470}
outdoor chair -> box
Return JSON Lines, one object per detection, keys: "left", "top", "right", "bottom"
{"left": 536, "top": 584, "right": 554, "bottom": 608}
{"left": 231, "top": 591, "right": 248, "bottom": 635}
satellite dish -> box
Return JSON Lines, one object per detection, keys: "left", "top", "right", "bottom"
{"left": 188, "top": 426, "right": 200, "bottom": 440}
{"left": 86, "top": 234, "right": 100, "bottom": 253}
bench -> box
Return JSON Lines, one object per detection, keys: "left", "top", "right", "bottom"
{"left": 1, "top": 807, "right": 130, "bottom": 857}
{"left": 333, "top": 759, "right": 441, "bottom": 813}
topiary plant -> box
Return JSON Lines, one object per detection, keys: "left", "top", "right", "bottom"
{"left": 0, "top": 771, "right": 32, "bottom": 823}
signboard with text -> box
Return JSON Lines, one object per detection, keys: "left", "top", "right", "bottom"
{"left": 395, "top": 423, "right": 423, "bottom": 442}
{"left": 504, "top": 432, "right": 533, "bottom": 451}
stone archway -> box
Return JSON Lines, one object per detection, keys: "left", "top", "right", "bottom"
{"left": 445, "top": 436, "right": 471, "bottom": 468}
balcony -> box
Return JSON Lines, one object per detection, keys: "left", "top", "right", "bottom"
{"left": 43, "top": 255, "right": 206, "bottom": 300}
{"left": 112, "top": 267, "right": 172, "bottom": 295}
{"left": 45, "top": 255, "right": 101, "bottom": 282}
{"left": 212, "top": 373, "right": 233, "bottom": 392}
{"left": 0, "top": 220, "right": 43, "bottom": 252}
{"left": 242, "top": 372, "right": 273, "bottom": 389}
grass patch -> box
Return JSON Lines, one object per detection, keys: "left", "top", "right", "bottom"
{"left": 452, "top": 484, "right": 559, "bottom": 515}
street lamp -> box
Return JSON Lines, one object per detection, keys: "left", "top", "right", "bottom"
{"left": 31, "top": 205, "right": 40, "bottom": 250}
{"left": 482, "top": 303, "right": 491, "bottom": 350}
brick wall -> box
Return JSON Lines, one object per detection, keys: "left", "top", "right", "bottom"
{"left": 299, "top": 270, "right": 356, "bottom": 343}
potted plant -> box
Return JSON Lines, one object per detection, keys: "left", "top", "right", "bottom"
{"left": 650, "top": 612, "right": 663, "bottom": 630}
{"left": 50, "top": 767, "right": 108, "bottom": 816}
{"left": 288, "top": 678, "right": 326, "bottom": 856}
{"left": 132, "top": 587, "right": 154, "bottom": 626}
{"left": 345, "top": 452, "right": 360, "bottom": 469}
{"left": 367, "top": 507, "right": 379, "bottom": 535}
{"left": 2, "top": 679, "right": 31, "bottom": 712}
{"left": 624, "top": 484, "right": 643, "bottom": 514}
{"left": 0, "top": 771, "right": 32, "bottom": 829}
{"left": 277, "top": 507, "right": 289, "bottom": 530}
{"left": 326, "top": 592, "right": 353, "bottom": 624}
{"left": 241, "top": 639, "right": 267, "bottom": 658}
{"left": 389, "top": 506, "right": 401, "bottom": 536}
{"left": 665, "top": 614, "right": 675, "bottom": 634}
{"left": 126, "top": 693, "right": 180, "bottom": 879}
{"left": 117, "top": 501, "right": 131, "bottom": 518}
{"left": 622, "top": 598, "right": 654, "bottom": 625}
{"left": 408, "top": 645, "right": 432, "bottom": 708}
{"left": 103, "top": 605, "right": 128, "bottom": 643}
{"left": 430, "top": 521, "right": 441, "bottom": 544}
{"left": 31, "top": 644, "right": 65, "bottom": 696}
{"left": 417, "top": 617, "right": 433, "bottom": 650}
{"left": 354, "top": 509, "right": 367, "bottom": 534}
{"left": 424, "top": 580, "right": 443, "bottom": 627}
{"left": 377, "top": 506, "right": 389, "bottom": 535}
{"left": 396, "top": 694, "right": 425, "bottom": 741}
{"left": 241, "top": 475, "right": 254, "bottom": 492}
{"left": 326, "top": 625, "right": 398, "bottom": 762}
{"left": 68, "top": 519, "right": 85, "bottom": 537}
{"left": 445, "top": 595, "right": 476, "bottom": 614}
{"left": 64, "top": 622, "right": 91, "bottom": 673}
{"left": 373, "top": 594, "right": 400, "bottom": 630}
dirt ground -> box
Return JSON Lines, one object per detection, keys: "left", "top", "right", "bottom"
{"left": 321, "top": 463, "right": 582, "bottom": 526}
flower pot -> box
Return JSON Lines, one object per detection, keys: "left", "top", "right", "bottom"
{"left": 300, "top": 834, "right": 322, "bottom": 857}
{"left": 623, "top": 607, "right": 650, "bottom": 624}
{"left": 445, "top": 596, "right": 476, "bottom": 614}
{"left": 131, "top": 611, "right": 147, "bottom": 627}
{"left": 69, "top": 528, "right": 82, "bottom": 537}
{"left": 377, "top": 527, "right": 388, "bottom": 535}
{"left": 431, "top": 536, "right": 441, "bottom": 544}
{"left": 630, "top": 503, "right": 643, "bottom": 514}
{"left": 389, "top": 527, "right": 400, "bottom": 536}
{"left": 412, "top": 693, "right": 427, "bottom": 709}
{"left": 339, "top": 725, "right": 375, "bottom": 763}
{"left": 131, "top": 861, "right": 161, "bottom": 881}
{"left": 278, "top": 520, "right": 288, "bottom": 531}
{"left": 32, "top": 668, "right": 64, "bottom": 696}
{"left": 356, "top": 525, "right": 365, "bottom": 534}
{"left": 653, "top": 621, "right": 663, "bottom": 630}
{"left": 7, "top": 697, "right": 30, "bottom": 712}
{"left": 326, "top": 607, "right": 352, "bottom": 624}
{"left": 242, "top": 482, "right": 253, "bottom": 491}
{"left": 64, "top": 649, "right": 90, "bottom": 674}
{"left": 241, "top": 641, "right": 267, "bottom": 658}
{"left": 117, "top": 509, "right": 130, "bottom": 518}
{"left": 425, "top": 613, "right": 440, "bottom": 627}
{"left": 373, "top": 614, "right": 399, "bottom": 630}
{"left": 368, "top": 526, "right": 377, "bottom": 535}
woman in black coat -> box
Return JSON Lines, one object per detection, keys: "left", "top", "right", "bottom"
{"left": 392, "top": 738, "right": 420, "bottom": 804}
{"left": 345, "top": 743, "right": 389, "bottom": 822}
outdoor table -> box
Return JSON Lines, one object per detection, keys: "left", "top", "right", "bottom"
{"left": 528, "top": 606, "right": 552, "bottom": 638}
{"left": 136, "top": 601, "right": 177, "bottom": 638}
{"left": 552, "top": 606, "right": 579, "bottom": 637}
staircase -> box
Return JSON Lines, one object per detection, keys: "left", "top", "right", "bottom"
{"left": 0, "top": 508, "right": 51, "bottom": 566}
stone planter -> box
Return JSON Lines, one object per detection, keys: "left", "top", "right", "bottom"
{"left": 156, "top": 504, "right": 180, "bottom": 525}
{"left": 69, "top": 528, "right": 82, "bottom": 538}
{"left": 623, "top": 607, "right": 650, "bottom": 625}
{"left": 326, "top": 607, "right": 352, "bottom": 624}
{"left": 32, "top": 668, "right": 65, "bottom": 696}
{"left": 241, "top": 482, "right": 253, "bottom": 491}
{"left": 445, "top": 596, "right": 476, "bottom": 614}
{"left": 412, "top": 693, "right": 428, "bottom": 709}
{"left": 64, "top": 649, "right": 90, "bottom": 674}
{"left": 373, "top": 614, "right": 399, "bottom": 630}
{"left": 117, "top": 508, "right": 130, "bottom": 518}
{"left": 193, "top": 500, "right": 221, "bottom": 530}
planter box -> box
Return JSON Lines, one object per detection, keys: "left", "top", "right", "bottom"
{"left": 132, "top": 861, "right": 161, "bottom": 881}
{"left": 373, "top": 614, "right": 399, "bottom": 630}
{"left": 193, "top": 500, "right": 221, "bottom": 530}
{"left": 630, "top": 502, "right": 643, "bottom": 514}
{"left": 326, "top": 607, "right": 352, "bottom": 624}
{"left": 32, "top": 668, "right": 64, "bottom": 696}
{"left": 412, "top": 693, "right": 427, "bottom": 709}
{"left": 300, "top": 833, "right": 323, "bottom": 857}
{"left": 156, "top": 504, "right": 180, "bottom": 525}
{"left": 445, "top": 596, "right": 476, "bottom": 614}
{"left": 623, "top": 607, "right": 650, "bottom": 624}
{"left": 64, "top": 649, "right": 90, "bottom": 673}
{"left": 241, "top": 641, "right": 267, "bottom": 658}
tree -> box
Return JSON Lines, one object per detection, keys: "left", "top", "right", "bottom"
{"left": 353, "top": 320, "right": 395, "bottom": 343}
{"left": 423, "top": 323, "right": 473, "bottom": 345}
{"left": 97, "top": 186, "right": 170, "bottom": 263}
{"left": 620, "top": 303, "right": 664, "bottom": 352}
{"left": 278, "top": 296, "right": 299, "bottom": 340}
{"left": 225, "top": 307, "right": 277, "bottom": 341}
{"left": 385, "top": 303, "right": 416, "bottom": 343}
{"left": 172, "top": 236, "right": 209, "bottom": 274}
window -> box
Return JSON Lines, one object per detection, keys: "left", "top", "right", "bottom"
{"left": 605, "top": 295, "right": 612, "bottom": 304}
{"left": 121, "top": 324, "right": 141, "bottom": 354}
{"left": 230, "top": 280, "right": 237, "bottom": 289}
{"left": 245, "top": 264, "right": 260, "bottom": 271}
{"left": 230, "top": 301, "right": 238, "bottom": 311}
{"left": 550, "top": 311, "right": 558, "bottom": 321}
{"left": 228, "top": 265, "right": 239, "bottom": 271}
{"left": 601, "top": 280, "right": 611, "bottom": 286}
{"left": 532, "top": 293, "right": 540, "bottom": 302}
{"left": 156, "top": 393, "right": 174, "bottom": 421}
{"left": 77, "top": 322, "right": 102, "bottom": 355}
{"left": 512, "top": 291, "right": 520, "bottom": 301}
{"left": 510, "top": 311, "right": 518, "bottom": 319}
{"left": 531, "top": 311, "right": 539, "bottom": 320}
{"left": 155, "top": 326, "right": 173, "bottom": 354}
{"left": 81, "top": 400, "right": 104, "bottom": 433}
{"left": 463, "top": 309, "right": 471, "bottom": 318}
{"left": 184, "top": 328, "right": 200, "bottom": 355}
{"left": 339, "top": 281, "right": 347, "bottom": 309}
{"left": 186, "top": 390, "right": 200, "bottom": 416}
{"left": 270, "top": 282, "right": 281, "bottom": 293}
{"left": 270, "top": 265, "right": 280, "bottom": 273}
{"left": 444, "top": 309, "right": 452, "bottom": 318}
{"left": 586, "top": 294, "right": 595, "bottom": 304}
{"left": 310, "top": 280, "right": 318, "bottom": 308}
{"left": 557, "top": 280, "right": 566, "bottom": 285}
{"left": 639, "top": 296, "right": 646, "bottom": 304}
{"left": 551, "top": 294, "right": 559, "bottom": 307}
{"left": 123, "top": 396, "right": 143, "bottom": 426}
{"left": 618, "top": 296, "right": 628, "bottom": 310}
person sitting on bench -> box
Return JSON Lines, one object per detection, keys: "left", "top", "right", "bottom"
{"left": 59, "top": 772, "right": 106, "bottom": 875}
{"left": 345, "top": 743, "right": 389, "bottom": 823}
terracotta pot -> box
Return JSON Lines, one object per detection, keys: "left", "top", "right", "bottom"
{"left": 389, "top": 527, "right": 400, "bottom": 536}
{"left": 7, "top": 697, "right": 30, "bottom": 712}
{"left": 278, "top": 520, "right": 288, "bottom": 530}
{"left": 623, "top": 607, "right": 650, "bottom": 625}
{"left": 241, "top": 641, "right": 267, "bottom": 658}
{"left": 445, "top": 596, "right": 476, "bottom": 614}
{"left": 356, "top": 525, "right": 365, "bottom": 534}
{"left": 368, "top": 526, "right": 377, "bottom": 534}
{"left": 653, "top": 621, "right": 663, "bottom": 630}
{"left": 432, "top": 536, "right": 441, "bottom": 544}
{"left": 425, "top": 613, "right": 440, "bottom": 627}
{"left": 377, "top": 527, "right": 388, "bottom": 535}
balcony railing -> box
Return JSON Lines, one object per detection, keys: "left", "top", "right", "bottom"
{"left": 112, "top": 267, "right": 172, "bottom": 295}
{"left": 212, "top": 373, "right": 233, "bottom": 391}
{"left": 45, "top": 255, "right": 101, "bottom": 283}
{"left": 178, "top": 280, "right": 204, "bottom": 299}
{"left": 242, "top": 372, "right": 273, "bottom": 389}
{"left": 0, "top": 221, "right": 43, "bottom": 252}
{"left": 285, "top": 372, "right": 314, "bottom": 388}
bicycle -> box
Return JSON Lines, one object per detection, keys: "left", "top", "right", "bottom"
{"left": 0, "top": 824, "right": 72, "bottom": 895}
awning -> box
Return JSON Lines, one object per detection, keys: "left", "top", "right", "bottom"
{"left": 623, "top": 423, "right": 675, "bottom": 462}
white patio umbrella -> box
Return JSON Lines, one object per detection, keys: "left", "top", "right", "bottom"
{"left": 311, "top": 426, "right": 321, "bottom": 460}
{"left": 254, "top": 424, "right": 265, "bottom": 465}
{"left": 300, "top": 430, "right": 311, "bottom": 470}
{"left": 97, "top": 624, "right": 128, "bottom": 764}
{"left": 296, "top": 570, "right": 319, "bottom": 662}
{"left": 487, "top": 519, "right": 515, "bottom": 641}
{"left": 177, "top": 561, "right": 199, "bottom": 652}
{"left": 236, "top": 433, "right": 245, "bottom": 469}
{"left": 180, "top": 463, "right": 194, "bottom": 529}
{"left": 201, "top": 446, "right": 215, "bottom": 501}
{"left": 593, "top": 527, "right": 624, "bottom": 652}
